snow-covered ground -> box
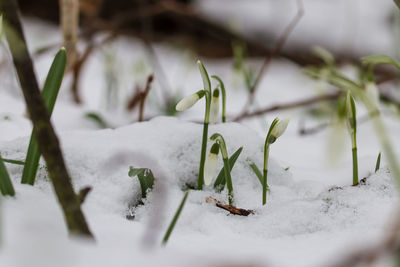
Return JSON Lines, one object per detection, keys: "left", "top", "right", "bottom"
{"left": 1, "top": 1, "right": 400, "bottom": 266}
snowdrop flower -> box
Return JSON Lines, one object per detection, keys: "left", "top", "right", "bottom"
{"left": 175, "top": 90, "right": 205, "bottom": 111}
{"left": 204, "top": 143, "right": 219, "bottom": 186}
{"left": 365, "top": 82, "right": 379, "bottom": 109}
{"left": 209, "top": 88, "right": 220, "bottom": 124}
{"left": 269, "top": 117, "right": 290, "bottom": 144}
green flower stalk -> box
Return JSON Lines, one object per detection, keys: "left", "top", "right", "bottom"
{"left": 208, "top": 133, "right": 234, "bottom": 205}
{"left": 211, "top": 75, "right": 227, "bottom": 123}
{"left": 175, "top": 60, "right": 213, "bottom": 190}
{"left": 261, "top": 117, "right": 289, "bottom": 205}
{"left": 346, "top": 92, "right": 358, "bottom": 185}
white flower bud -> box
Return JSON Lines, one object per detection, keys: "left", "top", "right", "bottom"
{"left": 176, "top": 90, "right": 204, "bottom": 111}
{"left": 209, "top": 89, "right": 220, "bottom": 124}
{"left": 270, "top": 117, "right": 290, "bottom": 140}
{"left": 365, "top": 82, "right": 379, "bottom": 108}
{"left": 204, "top": 143, "right": 219, "bottom": 185}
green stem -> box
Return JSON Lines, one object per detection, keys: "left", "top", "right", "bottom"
{"left": 198, "top": 90, "right": 211, "bottom": 190}
{"left": 222, "top": 157, "right": 233, "bottom": 205}
{"left": 352, "top": 147, "right": 358, "bottom": 185}
{"left": 197, "top": 122, "right": 208, "bottom": 190}
{"left": 263, "top": 145, "right": 270, "bottom": 205}
{"left": 210, "top": 133, "right": 234, "bottom": 204}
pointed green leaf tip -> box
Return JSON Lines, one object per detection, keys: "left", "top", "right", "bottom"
{"left": 0, "top": 154, "right": 15, "bottom": 196}
{"left": 197, "top": 60, "right": 211, "bottom": 93}
{"left": 128, "top": 166, "right": 154, "bottom": 199}
{"left": 362, "top": 55, "right": 400, "bottom": 70}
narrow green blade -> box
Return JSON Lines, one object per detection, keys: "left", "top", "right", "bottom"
{"left": 128, "top": 166, "right": 154, "bottom": 199}
{"left": 0, "top": 158, "right": 25, "bottom": 166}
{"left": 375, "top": 152, "right": 381, "bottom": 173}
{"left": 84, "top": 112, "right": 109, "bottom": 129}
{"left": 213, "top": 147, "right": 243, "bottom": 192}
{"left": 0, "top": 155, "right": 15, "bottom": 196}
{"left": 249, "top": 163, "right": 263, "bottom": 185}
{"left": 21, "top": 48, "right": 66, "bottom": 185}
{"left": 162, "top": 190, "right": 190, "bottom": 246}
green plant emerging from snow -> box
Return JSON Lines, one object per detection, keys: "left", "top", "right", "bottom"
{"left": 250, "top": 118, "right": 289, "bottom": 205}
{"left": 345, "top": 92, "right": 359, "bottom": 185}
{"left": 204, "top": 133, "right": 235, "bottom": 205}
{"left": 175, "top": 61, "right": 228, "bottom": 190}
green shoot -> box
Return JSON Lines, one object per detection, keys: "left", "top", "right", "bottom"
{"left": 346, "top": 92, "right": 358, "bottom": 185}
{"left": 213, "top": 147, "right": 243, "bottom": 192}
{"left": 209, "top": 133, "right": 234, "bottom": 205}
{"left": 162, "top": 190, "right": 190, "bottom": 246}
{"left": 211, "top": 75, "right": 227, "bottom": 123}
{"left": 0, "top": 154, "right": 15, "bottom": 196}
{"left": 175, "top": 60, "right": 215, "bottom": 190}
{"left": 128, "top": 166, "right": 155, "bottom": 199}
{"left": 250, "top": 118, "right": 289, "bottom": 205}
{"left": 84, "top": 112, "right": 110, "bottom": 129}
{"left": 375, "top": 152, "right": 381, "bottom": 173}
{"left": 21, "top": 48, "right": 66, "bottom": 185}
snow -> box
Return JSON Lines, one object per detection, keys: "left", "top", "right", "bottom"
{"left": 1, "top": 2, "right": 400, "bottom": 266}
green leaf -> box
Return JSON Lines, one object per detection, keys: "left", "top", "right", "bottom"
{"left": 249, "top": 163, "right": 263, "bottom": 185}
{"left": 213, "top": 147, "right": 243, "bottom": 192}
{"left": 128, "top": 166, "right": 154, "bottom": 199}
{"left": 162, "top": 190, "right": 190, "bottom": 246}
{"left": 249, "top": 162, "right": 271, "bottom": 192}
{"left": 21, "top": 48, "right": 66, "bottom": 185}
{"left": 0, "top": 158, "right": 25, "bottom": 166}
{"left": 197, "top": 60, "right": 211, "bottom": 93}
{"left": 0, "top": 154, "right": 15, "bottom": 196}
{"left": 375, "top": 152, "right": 381, "bottom": 173}
{"left": 84, "top": 112, "right": 109, "bottom": 129}
{"left": 361, "top": 55, "right": 400, "bottom": 70}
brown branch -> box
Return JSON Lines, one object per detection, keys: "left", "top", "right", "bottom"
{"left": 0, "top": 0, "right": 93, "bottom": 237}
{"left": 233, "top": 92, "right": 341, "bottom": 122}
{"left": 71, "top": 33, "right": 116, "bottom": 103}
{"left": 138, "top": 74, "right": 154, "bottom": 122}
{"left": 243, "top": 0, "right": 304, "bottom": 111}
{"left": 206, "top": 197, "right": 254, "bottom": 216}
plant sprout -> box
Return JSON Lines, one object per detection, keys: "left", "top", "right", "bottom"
{"left": 175, "top": 60, "right": 214, "bottom": 190}
{"left": 345, "top": 92, "right": 358, "bottom": 185}
{"left": 211, "top": 75, "right": 227, "bottom": 123}
{"left": 250, "top": 118, "right": 289, "bottom": 205}
{"left": 204, "top": 133, "right": 234, "bottom": 205}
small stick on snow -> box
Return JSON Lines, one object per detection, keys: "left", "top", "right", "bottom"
{"left": 206, "top": 197, "right": 254, "bottom": 216}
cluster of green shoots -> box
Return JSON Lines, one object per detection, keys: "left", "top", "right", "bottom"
{"left": 306, "top": 48, "right": 396, "bottom": 185}
{"left": 0, "top": 48, "right": 66, "bottom": 196}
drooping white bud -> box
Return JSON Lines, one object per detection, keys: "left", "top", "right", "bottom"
{"left": 209, "top": 89, "right": 220, "bottom": 124}
{"left": 204, "top": 143, "right": 219, "bottom": 186}
{"left": 270, "top": 117, "right": 290, "bottom": 140}
{"left": 365, "top": 82, "right": 379, "bottom": 109}
{"left": 175, "top": 90, "right": 204, "bottom": 111}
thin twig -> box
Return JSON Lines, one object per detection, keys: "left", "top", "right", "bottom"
{"left": 242, "top": 0, "right": 304, "bottom": 112}
{"left": 138, "top": 74, "right": 154, "bottom": 122}
{"left": 206, "top": 197, "right": 254, "bottom": 216}
{"left": 71, "top": 33, "right": 116, "bottom": 103}
{"left": 233, "top": 92, "right": 340, "bottom": 122}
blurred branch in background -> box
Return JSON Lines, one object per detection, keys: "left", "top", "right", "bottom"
{"left": 60, "top": 0, "right": 79, "bottom": 71}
